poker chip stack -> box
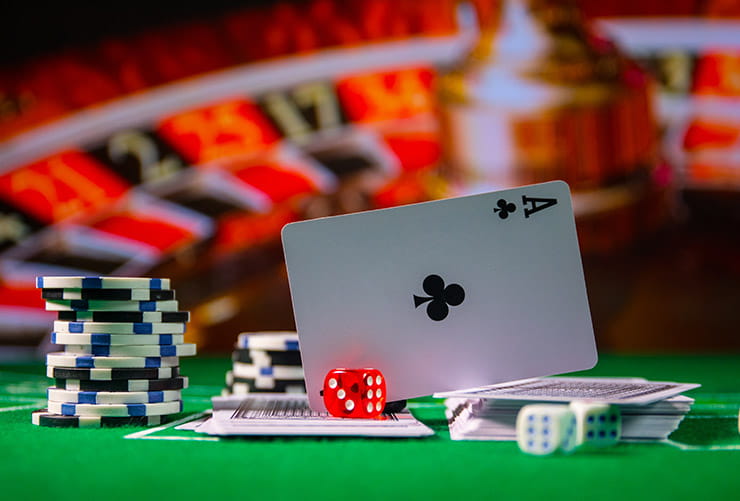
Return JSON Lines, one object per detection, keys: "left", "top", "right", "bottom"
{"left": 223, "top": 331, "right": 305, "bottom": 396}
{"left": 32, "top": 276, "right": 196, "bottom": 428}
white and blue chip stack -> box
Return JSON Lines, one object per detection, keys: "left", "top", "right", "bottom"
{"left": 223, "top": 331, "right": 305, "bottom": 396}
{"left": 32, "top": 276, "right": 196, "bottom": 428}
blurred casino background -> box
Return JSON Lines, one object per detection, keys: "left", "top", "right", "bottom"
{"left": 0, "top": 0, "right": 738, "bottom": 358}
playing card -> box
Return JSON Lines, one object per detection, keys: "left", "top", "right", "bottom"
{"left": 433, "top": 377, "right": 700, "bottom": 405}
{"left": 282, "top": 181, "right": 597, "bottom": 410}
{"left": 187, "top": 394, "right": 434, "bottom": 438}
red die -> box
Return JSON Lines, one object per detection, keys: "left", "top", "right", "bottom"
{"left": 323, "top": 368, "right": 386, "bottom": 418}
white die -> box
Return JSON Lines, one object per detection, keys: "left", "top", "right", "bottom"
{"left": 516, "top": 404, "right": 577, "bottom": 455}
{"left": 569, "top": 401, "right": 621, "bottom": 447}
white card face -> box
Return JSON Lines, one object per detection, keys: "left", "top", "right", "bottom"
{"left": 282, "top": 181, "right": 597, "bottom": 410}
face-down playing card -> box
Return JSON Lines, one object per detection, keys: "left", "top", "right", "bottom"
{"left": 282, "top": 181, "right": 597, "bottom": 411}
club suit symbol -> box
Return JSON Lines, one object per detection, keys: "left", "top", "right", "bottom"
{"left": 494, "top": 199, "right": 516, "bottom": 219}
{"left": 414, "top": 274, "right": 465, "bottom": 321}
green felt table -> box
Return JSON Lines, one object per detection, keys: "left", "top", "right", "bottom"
{"left": 1, "top": 355, "right": 738, "bottom": 500}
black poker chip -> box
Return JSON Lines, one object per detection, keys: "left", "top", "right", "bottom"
{"left": 48, "top": 366, "right": 180, "bottom": 381}
{"left": 56, "top": 310, "right": 190, "bottom": 323}
{"left": 54, "top": 376, "right": 188, "bottom": 392}
{"left": 32, "top": 409, "right": 167, "bottom": 428}
{"left": 231, "top": 348, "right": 302, "bottom": 366}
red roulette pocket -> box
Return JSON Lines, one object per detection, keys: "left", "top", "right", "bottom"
{"left": 86, "top": 194, "right": 213, "bottom": 255}
{"left": 693, "top": 51, "right": 740, "bottom": 98}
{"left": 215, "top": 204, "right": 300, "bottom": 253}
{"left": 380, "top": 124, "right": 442, "bottom": 173}
{"left": 372, "top": 171, "right": 446, "bottom": 209}
{"left": 223, "top": 145, "right": 336, "bottom": 205}
{"left": 157, "top": 99, "right": 281, "bottom": 164}
{"left": 92, "top": 211, "right": 211, "bottom": 254}
{"left": 683, "top": 118, "right": 740, "bottom": 152}
{"left": 336, "top": 67, "right": 436, "bottom": 124}
{"left": 0, "top": 150, "right": 130, "bottom": 224}
{"left": 92, "top": 215, "right": 196, "bottom": 254}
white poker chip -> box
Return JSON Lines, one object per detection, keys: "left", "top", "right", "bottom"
{"left": 226, "top": 370, "right": 306, "bottom": 391}
{"left": 47, "top": 352, "right": 180, "bottom": 369}
{"left": 48, "top": 399, "right": 183, "bottom": 417}
{"left": 47, "top": 388, "right": 182, "bottom": 405}
{"left": 53, "top": 321, "right": 186, "bottom": 334}
{"left": 228, "top": 381, "right": 306, "bottom": 395}
{"left": 36, "top": 277, "right": 170, "bottom": 289}
{"left": 235, "top": 332, "right": 299, "bottom": 351}
{"left": 45, "top": 300, "right": 180, "bottom": 312}
{"left": 51, "top": 332, "right": 185, "bottom": 346}
{"left": 63, "top": 343, "right": 197, "bottom": 357}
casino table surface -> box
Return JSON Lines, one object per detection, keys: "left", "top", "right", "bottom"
{"left": 1, "top": 354, "right": 738, "bottom": 500}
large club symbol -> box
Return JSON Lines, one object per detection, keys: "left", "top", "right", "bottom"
{"left": 413, "top": 274, "right": 465, "bottom": 321}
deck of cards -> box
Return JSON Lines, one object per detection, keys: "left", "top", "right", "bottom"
{"left": 438, "top": 377, "right": 699, "bottom": 446}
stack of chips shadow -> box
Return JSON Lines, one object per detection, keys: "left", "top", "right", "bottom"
{"left": 223, "top": 332, "right": 305, "bottom": 396}
{"left": 32, "top": 276, "right": 195, "bottom": 428}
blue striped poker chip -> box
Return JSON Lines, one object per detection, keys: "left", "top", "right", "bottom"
{"left": 70, "top": 355, "right": 167, "bottom": 368}
{"left": 46, "top": 299, "right": 177, "bottom": 312}
{"left": 47, "top": 388, "right": 181, "bottom": 404}
{"left": 88, "top": 345, "right": 178, "bottom": 357}
{"left": 51, "top": 332, "right": 181, "bottom": 346}
{"left": 49, "top": 400, "right": 183, "bottom": 417}
{"left": 62, "top": 321, "right": 185, "bottom": 334}
{"left": 63, "top": 343, "right": 196, "bottom": 357}
{"left": 235, "top": 332, "right": 299, "bottom": 351}
{"left": 36, "top": 276, "right": 168, "bottom": 289}
{"left": 47, "top": 352, "right": 180, "bottom": 368}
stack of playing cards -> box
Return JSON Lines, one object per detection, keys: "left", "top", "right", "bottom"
{"left": 436, "top": 377, "right": 699, "bottom": 441}
{"left": 179, "top": 394, "right": 434, "bottom": 438}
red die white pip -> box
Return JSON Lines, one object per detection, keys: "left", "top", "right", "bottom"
{"left": 322, "top": 368, "right": 386, "bottom": 418}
